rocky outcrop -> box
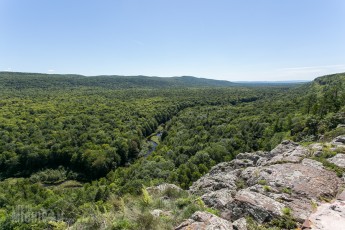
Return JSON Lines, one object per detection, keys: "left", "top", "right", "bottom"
{"left": 327, "top": 153, "right": 345, "bottom": 168}
{"left": 263, "top": 140, "right": 310, "bottom": 165}
{"left": 301, "top": 158, "right": 324, "bottom": 169}
{"left": 200, "top": 189, "right": 234, "bottom": 212}
{"left": 189, "top": 140, "right": 344, "bottom": 225}
{"left": 175, "top": 211, "right": 232, "bottom": 230}
{"left": 189, "top": 162, "right": 240, "bottom": 196}
{"left": 302, "top": 191, "right": 345, "bottom": 230}
{"left": 230, "top": 189, "right": 284, "bottom": 222}
{"left": 243, "top": 161, "right": 340, "bottom": 221}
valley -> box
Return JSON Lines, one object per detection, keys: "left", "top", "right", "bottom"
{"left": 0, "top": 72, "right": 344, "bottom": 229}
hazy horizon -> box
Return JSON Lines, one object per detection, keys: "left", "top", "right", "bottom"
{"left": 1, "top": 0, "right": 344, "bottom": 81}
{"left": 0, "top": 70, "right": 316, "bottom": 82}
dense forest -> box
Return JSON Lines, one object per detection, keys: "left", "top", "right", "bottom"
{"left": 0, "top": 72, "right": 344, "bottom": 229}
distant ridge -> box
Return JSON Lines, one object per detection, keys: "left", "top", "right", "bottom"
{"left": 0, "top": 72, "right": 236, "bottom": 89}
{"left": 234, "top": 80, "right": 310, "bottom": 83}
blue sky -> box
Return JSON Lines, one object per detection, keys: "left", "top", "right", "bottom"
{"left": 1, "top": 0, "right": 344, "bottom": 81}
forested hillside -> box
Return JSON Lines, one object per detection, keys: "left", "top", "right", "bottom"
{"left": 0, "top": 72, "right": 236, "bottom": 89}
{"left": 0, "top": 72, "right": 344, "bottom": 229}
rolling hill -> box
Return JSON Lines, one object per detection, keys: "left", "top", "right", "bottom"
{"left": 0, "top": 72, "right": 237, "bottom": 89}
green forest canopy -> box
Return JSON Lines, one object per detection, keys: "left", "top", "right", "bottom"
{"left": 0, "top": 72, "right": 344, "bottom": 229}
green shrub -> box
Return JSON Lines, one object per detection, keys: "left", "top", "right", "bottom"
{"left": 141, "top": 187, "right": 152, "bottom": 206}
{"left": 112, "top": 219, "right": 135, "bottom": 230}
{"left": 29, "top": 168, "right": 68, "bottom": 184}
{"left": 269, "top": 207, "right": 297, "bottom": 229}
{"left": 162, "top": 187, "right": 185, "bottom": 199}
{"left": 182, "top": 203, "right": 200, "bottom": 219}
{"left": 263, "top": 185, "right": 271, "bottom": 192}
{"left": 235, "top": 179, "right": 246, "bottom": 190}
{"left": 282, "top": 207, "right": 291, "bottom": 216}
{"left": 176, "top": 198, "right": 192, "bottom": 209}
{"left": 205, "top": 208, "right": 220, "bottom": 216}
{"left": 135, "top": 212, "right": 157, "bottom": 230}
{"left": 258, "top": 179, "right": 267, "bottom": 185}
{"left": 281, "top": 187, "right": 292, "bottom": 194}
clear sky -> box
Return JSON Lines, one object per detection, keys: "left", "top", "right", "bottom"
{"left": 1, "top": 0, "right": 344, "bottom": 81}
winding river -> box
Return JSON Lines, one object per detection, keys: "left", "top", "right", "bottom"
{"left": 144, "top": 131, "right": 162, "bottom": 157}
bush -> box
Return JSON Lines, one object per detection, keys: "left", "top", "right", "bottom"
{"left": 270, "top": 207, "right": 297, "bottom": 229}
{"left": 235, "top": 179, "right": 246, "bottom": 190}
{"left": 135, "top": 212, "right": 157, "bottom": 230}
{"left": 112, "top": 219, "right": 135, "bottom": 230}
{"left": 281, "top": 187, "right": 292, "bottom": 194}
{"left": 140, "top": 187, "right": 152, "bottom": 209}
{"left": 162, "top": 187, "right": 185, "bottom": 199}
{"left": 258, "top": 179, "right": 267, "bottom": 185}
{"left": 29, "top": 168, "right": 68, "bottom": 184}
{"left": 263, "top": 185, "right": 271, "bottom": 192}
{"left": 182, "top": 203, "right": 200, "bottom": 219}
{"left": 176, "top": 198, "right": 192, "bottom": 209}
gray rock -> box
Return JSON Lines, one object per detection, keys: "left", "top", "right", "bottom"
{"left": 309, "top": 143, "right": 324, "bottom": 157}
{"left": 189, "top": 163, "right": 240, "bottom": 195}
{"left": 309, "top": 143, "right": 323, "bottom": 151}
{"left": 232, "top": 217, "right": 247, "bottom": 230}
{"left": 263, "top": 140, "right": 310, "bottom": 165}
{"left": 236, "top": 152, "right": 264, "bottom": 165}
{"left": 302, "top": 158, "right": 324, "bottom": 170}
{"left": 230, "top": 189, "right": 284, "bottom": 223}
{"left": 230, "top": 159, "right": 255, "bottom": 169}
{"left": 327, "top": 154, "right": 345, "bottom": 168}
{"left": 247, "top": 163, "right": 340, "bottom": 200}
{"left": 188, "top": 140, "right": 344, "bottom": 224}
{"left": 332, "top": 135, "right": 345, "bottom": 145}
{"left": 337, "top": 190, "right": 345, "bottom": 201}
{"left": 305, "top": 200, "right": 345, "bottom": 230}
{"left": 240, "top": 167, "right": 260, "bottom": 181}
{"left": 175, "top": 211, "right": 233, "bottom": 230}
{"left": 200, "top": 189, "right": 234, "bottom": 212}
{"left": 313, "top": 151, "right": 323, "bottom": 157}
{"left": 243, "top": 162, "right": 341, "bottom": 221}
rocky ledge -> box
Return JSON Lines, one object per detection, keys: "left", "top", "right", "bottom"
{"left": 175, "top": 211, "right": 233, "bottom": 230}
{"left": 181, "top": 137, "right": 345, "bottom": 229}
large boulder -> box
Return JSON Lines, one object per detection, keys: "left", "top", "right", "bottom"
{"left": 175, "top": 211, "right": 232, "bottom": 230}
